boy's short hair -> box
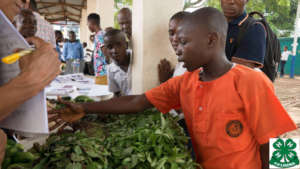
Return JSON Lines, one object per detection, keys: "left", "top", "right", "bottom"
{"left": 69, "top": 31, "right": 75, "bottom": 35}
{"left": 190, "top": 7, "right": 228, "bottom": 43}
{"left": 104, "top": 28, "right": 126, "bottom": 42}
{"left": 87, "top": 13, "right": 100, "bottom": 25}
{"left": 55, "top": 30, "right": 62, "bottom": 36}
{"left": 170, "top": 11, "right": 190, "bottom": 21}
{"left": 118, "top": 8, "right": 132, "bottom": 17}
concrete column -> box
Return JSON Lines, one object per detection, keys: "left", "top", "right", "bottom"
{"left": 83, "top": 0, "right": 115, "bottom": 47}
{"left": 87, "top": 0, "right": 97, "bottom": 16}
{"left": 86, "top": 0, "right": 114, "bottom": 29}
{"left": 80, "top": 9, "right": 88, "bottom": 44}
{"left": 96, "top": 0, "right": 115, "bottom": 29}
{"left": 131, "top": 0, "right": 183, "bottom": 94}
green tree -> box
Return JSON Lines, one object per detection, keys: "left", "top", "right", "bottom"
{"left": 184, "top": 0, "right": 206, "bottom": 10}
{"left": 114, "top": 0, "right": 132, "bottom": 10}
{"left": 186, "top": 0, "right": 298, "bottom": 37}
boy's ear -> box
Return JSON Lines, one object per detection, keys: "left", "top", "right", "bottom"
{"left": 207, "top": 32, "right": 218, "bottom": 48}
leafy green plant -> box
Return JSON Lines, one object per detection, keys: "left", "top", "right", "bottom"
{"left": 5, "top": 96, "right": 198, "bottom": 169}
{"left": 29, "top": 109, "right": 197, "bottom": 169}
{"left": 204, "top": 0, "right": 298, "bottom": 37}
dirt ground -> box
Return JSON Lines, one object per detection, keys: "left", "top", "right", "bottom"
{"left": 275, "top": 76, "right": 300, "bottom": 138}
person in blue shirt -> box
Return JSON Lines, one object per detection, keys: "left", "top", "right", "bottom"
{"left": 63, "top": 31, "right": 84, "bottom": 73}
{"left": 221, "top": 0, "right": 266, "bottom": 69}
{"left": 55, "top": 30, "right": 64, "bottom": 62}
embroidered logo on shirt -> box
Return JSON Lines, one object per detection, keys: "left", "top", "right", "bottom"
{"left": 226, "top": 120, "right": 243, "bottom": 137}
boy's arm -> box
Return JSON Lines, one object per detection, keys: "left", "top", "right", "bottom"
{"left": 63, "top": 43, "right": 67, "bottom": 59}
{"left": 52, "top": 95, "right": 154, "bottom": 122}
{"left": 83, "top": 95, "right": 153, "bottom": 114}
{"left": 53, "top": 75, "right": 183, "bottom": 122}
{"left": 107, "top": 69, "right": 121, "bottom": 95}
{"left": 80, "top": 44, "right": 84, "bottom": 59}
{"left": 260, "top": 143, "right": 269, "bottom": 169}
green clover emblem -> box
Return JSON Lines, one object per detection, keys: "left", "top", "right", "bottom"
{"left": 270, "top": 138, "right": 300, "bottom": 168}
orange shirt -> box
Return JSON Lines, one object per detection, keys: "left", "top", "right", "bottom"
{"left": 145, "top": 64, "right": 296, "bottom": 169}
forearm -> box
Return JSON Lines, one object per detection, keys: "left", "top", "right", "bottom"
{"left": 0, "top": 72, "right": 44, "bottom": 121}
{"left": 260, "top": 143, "right": 269, "bottom": 169}
{"left": 82, "top": 94, "right": 153, "bottom": 115}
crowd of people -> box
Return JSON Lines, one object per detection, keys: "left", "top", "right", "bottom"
{"left": 0, "top": 0, "right": 297, "bottom": 168}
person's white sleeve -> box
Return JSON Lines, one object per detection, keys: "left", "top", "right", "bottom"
{"left": 49, "top": 26, "right": 56, "bottom": 48}
{"left": 107, "top": 68, "right": 120, "bottom": 93}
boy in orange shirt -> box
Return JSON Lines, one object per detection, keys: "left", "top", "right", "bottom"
{"left": 54, "top": 7, "right": 296, "bottom": 169}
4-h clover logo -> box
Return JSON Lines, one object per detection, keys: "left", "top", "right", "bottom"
{"left": 270, "top": 138, "right": 300, "bottom": 168}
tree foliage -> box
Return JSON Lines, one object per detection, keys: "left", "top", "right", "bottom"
{"left": 184, "top": 0, "right": 207, "bottom": 10}
{"left": 113, "top": 0, "right": 297, "bottom": 37}
{"left": 114, "top": 0, "right": 132, "bottom": 10}
{"left": 186, "top": 0, "right": 298, "bottom": 37}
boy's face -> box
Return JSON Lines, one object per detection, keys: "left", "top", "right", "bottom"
{"left": 104, "top": 35, "right": 128, "bottom": 66}
{"left": 221, "top": 0, "right": 247, "bottom": 19}
{"left": 69, "top": 32, "right": 76, "bottom": 41}
{"left": 169, "top": 19, "right": 181, "bottom": 51}
{"left": 88, "top": 21, "right": 95, "bottom": 33}
{"left": 176, "top": 23, "right": 212, "bottom": 72}
{"left": 56, "top": 33, "right": 63, "bottom": 43}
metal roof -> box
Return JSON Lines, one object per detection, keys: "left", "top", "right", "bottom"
{"left": 36, "top": 0, "right": 87, "bottom": 24}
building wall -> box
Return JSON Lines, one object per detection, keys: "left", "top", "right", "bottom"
{"left": 80, "top": 0, "right": 115, "bottom": 49}
{"left": 131, "top": 0, "right": 183, "bottom": 94}
{"left": 80, "top": 9, "right": 88, "bottom": 44}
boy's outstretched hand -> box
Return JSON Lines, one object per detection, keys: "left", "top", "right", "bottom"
{"left": 49, "top": 97, "right": 86, "bottom": 123}
{"left": 158, "top": 59, "right": 174, "bottom": 84}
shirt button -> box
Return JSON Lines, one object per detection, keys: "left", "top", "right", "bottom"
{"left": 199, "top": 107, "right": 203, "bottom": 111}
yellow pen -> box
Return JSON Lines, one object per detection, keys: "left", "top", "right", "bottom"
{"left": 2, "top": 49, "right": 34, "bottom": 64}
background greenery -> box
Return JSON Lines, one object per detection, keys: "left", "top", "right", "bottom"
{"left": 185, "top": 0, "right": 298, "bottom": 37}
{"left": 114, "top": 0, "right": 298, "bottom": 37}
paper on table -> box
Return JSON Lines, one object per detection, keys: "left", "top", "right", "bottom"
{"left": 0, "top": 10, "right": 48, "bottom": 136}
{"left": 46, "top": 74, "right": 112, "bottom": 99}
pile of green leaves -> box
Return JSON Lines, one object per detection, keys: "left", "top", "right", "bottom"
{"left": 5, "top": 96, "right": 198, "bottom": 169}
{"left": 2, "top": 139, "right": 37, "bottom": 169}
{"left": 29, "top": 123, "right": 109, "bottom": 169}
{"left": 28, "top": 110, "right": 197, "bottom": 169}
{"left": 101, "top": 109, "right": 197, "bottom": 169}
